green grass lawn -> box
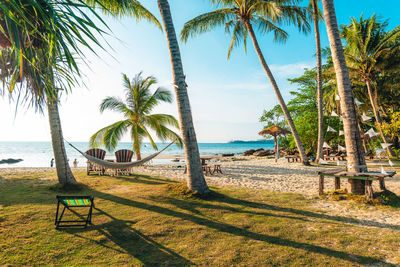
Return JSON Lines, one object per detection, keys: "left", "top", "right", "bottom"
{"left": 0, "top": 170, "right": 399, "bottom": 266}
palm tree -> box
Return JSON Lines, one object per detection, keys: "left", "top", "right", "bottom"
{"left": 181, "top": 0, "right": 311, "bottom": 165}
{"left": 157, "top": 0, "right": 210, "bottom": 193}
{"left": 90, "top": 72, "right": 183, "bottom": 160}
{"left": 341, "top": 15, "right": 400, "bottom": 157}
{"left": 0, "top": 0, "right": 107, "bottom": 187}
{"left": 84, "top": 0, "right": 210, "bottom": 194}
{"left": 310, "top": 0, "right": 324, "bottom": 162}
{"left": 321, "top": 0, "right": 366, "bottom": 194}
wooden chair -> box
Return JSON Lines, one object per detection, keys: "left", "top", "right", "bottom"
{"left": 114, "top": 149, "right": 134, "bottom": 175}
{"left": 86, "top": 148, "right": 106, "bottom": 175}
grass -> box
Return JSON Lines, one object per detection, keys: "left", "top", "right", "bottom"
{"left": 1, "top": 170, "right": 400, "bottom": 266}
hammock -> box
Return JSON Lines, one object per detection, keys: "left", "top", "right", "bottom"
{"left": 65, "top": 140, "right": 176, "bottom": 170}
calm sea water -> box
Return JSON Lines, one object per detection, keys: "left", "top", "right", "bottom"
{"left": 0, "top": 141, "right": 274, "bottom": 168}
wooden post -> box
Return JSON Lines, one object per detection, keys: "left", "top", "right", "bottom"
{"left": 319, "top": 175, "right": 324, "bottom": 195}
{"left": 379, "top": 178, "right": 386, "bottom": 191}
{"left": 334, "top": 176, "right": 340, "bottom": 190}
{"left": 365, "top": 180, "right": 373, "bottom": 199}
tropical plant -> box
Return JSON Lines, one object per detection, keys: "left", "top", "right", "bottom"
{"left": 90, "top": 72, "right": 183, "bottom": 160}
{"left": 181, "top": 0, "right": 311, "bottom": 165}
{"left": 158, "top": 0, "right": 210, "bottom": 193}
{"left": 0, "top": 0, "right": 107, "bottom": 187}
{"left": 84, "top": 0, "right": 210, "bottom": 194}
{"left": 321, "top": 0, "right": 367, "bottom": 194}
{"left": 341, "top": 14, "right": 400, "bottom": 156}
{"left": 309, "top": 0, "right": 324, "bottom": 162}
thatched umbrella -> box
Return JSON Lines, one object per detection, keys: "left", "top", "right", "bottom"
{"left": 259, "top": 125, "right": 291, "bottom": 162}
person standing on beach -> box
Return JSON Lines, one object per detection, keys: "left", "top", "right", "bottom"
{"left": 73, "top": 159, "right": 78, "bottom": 168}
{"left": 50, "top": 158, "right": 54, "bottom": 167}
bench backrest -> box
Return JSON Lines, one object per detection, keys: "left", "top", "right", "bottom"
{"left": 85, "top": 149, "right": 106, "bottom": 160}
{"left": 115, "top": 149, "right": 134, "bottom": 162}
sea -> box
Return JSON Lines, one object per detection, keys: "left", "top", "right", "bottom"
{"left": 0, "top": 141, "right": 275, "bottom": 168}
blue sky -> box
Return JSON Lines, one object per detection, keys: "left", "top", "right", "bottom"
{"left": 1, "top": 0, "right": 399, "bottom": 143}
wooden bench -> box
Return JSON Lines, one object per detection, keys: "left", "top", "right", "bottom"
{"left": 286, "top": 156, "right": 301, "bottom": 163}
{"left": 323, "top": 155, "right": 346, "bottom": 161}
{"left": 317, "top": 169, "right": 396, "bottom": 199}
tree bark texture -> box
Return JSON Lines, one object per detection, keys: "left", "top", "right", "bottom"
{"left": 312, "top": 0, "right": 324, "bottom": 163}
{"left": 47, "top": 97, "right": 78, "bottom": 186}
{"left": 244, "top": 20, "right": 309, "bottom": 165}
{"left": 321, "top": 0, "right": 366, "bottom": 194}
{"left": 158, "top": 0, "right": 209, "bottom": 193}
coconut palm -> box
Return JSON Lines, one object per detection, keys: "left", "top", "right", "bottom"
{"left": 341, "top": 15, "right": 400, "bottom": 157}
{"left": 157, "top": 0, "right": 210, "bottom": 193}
{"left": 310, "top": 0, "right": 324, "bottom": 162}
{"left": 0, "top": 0, "right": 107, "bottom": 187}
{"left": 181, "top": 0, "right": 311, "bottom": 165}
{"left": 84, "top": 0, "right": 210, "bottom": 194}
{"left": 321, "top": 0, "right": 366, "bottom": 194}
{"left": 89, "top": 72, "right": 183, "bottom": 161}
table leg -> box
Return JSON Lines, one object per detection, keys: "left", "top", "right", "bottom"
{"left": 319, "top": 175, "right": 324, "bottom": 195}
{"left": 365, "top": 180, "right": 373, "bottom": 199}
{"left": 379, "top": 178, "right": 386, "bottom": 191}
{"left": 334, "top": 176, "right": 340, "bottom": 190}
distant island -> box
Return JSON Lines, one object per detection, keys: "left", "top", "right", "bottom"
{"left": 228, "top": 139, "right": 274, "bottom": 144}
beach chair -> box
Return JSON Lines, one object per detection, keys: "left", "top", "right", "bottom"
{"left": 55, "top": 195, "right": 94, "bottom": 229}
{"left": 115, "top": 149, "right": 134, "bottom": 175}
{"left": 86, "top": 148, "right": 106, "bottom": 175}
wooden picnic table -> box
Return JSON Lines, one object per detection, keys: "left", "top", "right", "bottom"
{"left": 200, "top": 157, "right": 212, "bottom": 165}
{"left": 317, "top": 169, "right": 396, "bottom": 199}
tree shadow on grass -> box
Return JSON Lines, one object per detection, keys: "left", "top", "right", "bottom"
{"left": 61, "top": 208, "right": 193, "bottom": 266}
{"left": 93, "top": 190, "right": 387, "bottom": 265}
{"left": 207, "top": 191, "right": 400, "bottom": 230}
{"left": 103, "top": 173, "right": 178, "bottom": 186}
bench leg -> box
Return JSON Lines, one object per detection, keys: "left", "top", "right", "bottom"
{"left": 379, "top": 178, "right": 386, "bottom": 191}
{"left": 319, "top": 175, "right": 324, "bottom": 195}
{"left": 334, "top": 177, "right": 340, "bottom": 190}
{"left": 365, "top": 180, "right": 373, "bottom": 199}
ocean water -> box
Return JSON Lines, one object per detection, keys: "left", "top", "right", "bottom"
{"left": 0, "top": 141, "right": 274, "bottom": 168}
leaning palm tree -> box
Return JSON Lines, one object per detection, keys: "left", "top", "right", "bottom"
{"left": 321, "top": 0, "right": 366, "bottom": 194}
{"left": 0, "top": 0, "right": 107, "bottom": 187}
{"left": 181, "top": 0, "right": 311, "bottom": 165}
{"left": 84, "top": 0, "right": 210, "bottom": 194}
{"left": 310, "top": 0, "right": 324, "bottom": 162}
{"left": 341, "top": 15, "right": 400, "bottom": 157}
{"left": 90, "top": 72, "right": 183, "bottom": 160}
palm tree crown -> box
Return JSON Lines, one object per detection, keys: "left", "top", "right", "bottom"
{"left": 181, "top": 0, "right": 310, "bottom": 58}
{"left": 90, "top": 72, "right": 182, "bottom": 160}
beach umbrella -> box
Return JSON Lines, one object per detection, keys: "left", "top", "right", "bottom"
{"left": 338, "top": 145, "right": 346, "bottom": 152}
{"left": 366, "top": 128, "right": 379, "bottom": 138}
{"left": 381, "top": 143, "right": 393, "bottom": 149}
{"left": 327, "top": 126, "right": 337, "bottom": 133}
{"left": 259, "top": 125, "right": 291, "bottom": 162}
{"left": 339, "top": 130, "right": 344, "bottom": 136}
{"left": 323, "top": 142, "right": 331, "bottom": 149}
{"left": 335, "top": 94, "right": 341, "bottom": 101}
{"left": 331, "top": 111, "right": 339, "bottom": 117}
{"left": 361, "top": 112, "right": 372, "bottom": 122}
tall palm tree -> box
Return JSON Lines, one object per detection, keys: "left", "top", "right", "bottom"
{"left": 310, "top": 0, "right": 324, "bottom": 162}
{"left": 341, "top": 15, "right": 400, "bottom": 157}
{"left": 158, "top": 0, "right": 210, "bottom": 193}
{"left": 181, "top": 0, "right": 311, "bottom": 165}
{"left": 84, "top": 0, "right": 210, "bottom": 194}
{"left": 90, "top": 72, "right": 183, "bottom": 160}
{"left": 0, "top": 0, "right": 107, "bottom": 187}
{"left": 321, "top": 0, "right": 366, "bottom": 194}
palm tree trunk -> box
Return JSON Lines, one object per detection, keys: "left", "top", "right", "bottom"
{"left": 47, "top": 97, "right": 78, "bottom": 186}
{"left": 244, "top": 20, "right": 309, "bottom": 165}
{"left": 312, "top": 0, "right": 324, "bottom": 163}
{"left": 157, "top": 0, "right": 209, "bottom": 194}
{"left": 365, "top": 80, "right": 393, "bottom": 156}
{"left": 321, "top": 0, "right": 366, "bottom": 194}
